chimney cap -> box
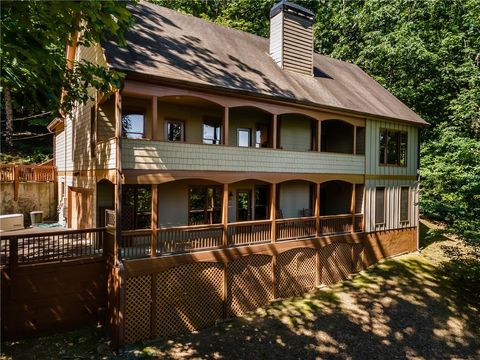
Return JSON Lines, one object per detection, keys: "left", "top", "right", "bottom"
{"left": 270, "top": 0, "right": 315, "bottom": 21}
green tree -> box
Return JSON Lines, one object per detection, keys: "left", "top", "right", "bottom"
{"left": 0, "top": 0, "right": 134, "bottom": 154}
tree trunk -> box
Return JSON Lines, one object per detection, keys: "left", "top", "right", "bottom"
{"left": 4, "top": 86, "right": 14, "bottom": 151}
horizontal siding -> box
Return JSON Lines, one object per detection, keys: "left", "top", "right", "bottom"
{"left": 96, "top": 138, "right": 117, "bottom": 170}
{"left": 283, "top": 14, "right": 312, "bottom": 75}
{"left": 364, "top": 179, "right": 418, "bottom": 232}
{"left": 55, "top": 132, "right": 65, "bottom": 170}
{"left": 122, "top": 140, "right": 365, "bottom": 174}
{"left": 366, "top": 118, "right": 419, "bottom": 176}
{"left": 269, "top": 12, "right": 283, "bottom": 67}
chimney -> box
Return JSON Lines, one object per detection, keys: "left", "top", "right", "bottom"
{"left": 269, "top": 0, "right": 315, "bottom": 76}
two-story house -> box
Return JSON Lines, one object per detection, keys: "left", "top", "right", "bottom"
{"left": 49, "top": 1, "right": 427, "bottom": 344}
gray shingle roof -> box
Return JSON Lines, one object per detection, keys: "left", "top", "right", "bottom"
{"left": 102, "top": 1, "right": 427, "bottom": 125}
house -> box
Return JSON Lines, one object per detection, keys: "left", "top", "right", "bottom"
{"left": 48, "top": 0, "right": 427, "bottom": 344}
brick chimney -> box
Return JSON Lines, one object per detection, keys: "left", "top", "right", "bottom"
{"left": 269, "top": 0, "right": 315, "bottom": 76}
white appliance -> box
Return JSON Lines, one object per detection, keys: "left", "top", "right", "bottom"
{"left": 0, "top": 214, "right": 24, "bottom": 232}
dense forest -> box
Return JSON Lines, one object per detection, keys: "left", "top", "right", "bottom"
{"left": 1, "top": 0, "right": 478, "bottom": 244}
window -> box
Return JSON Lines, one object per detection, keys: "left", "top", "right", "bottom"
{"left": 237, "top": 128, "right": 251, "bottom": 147}
{"left": 379, "top": 129, "right": 407, "bottom": 166}
{"left": 165, "top": 120, "right": 184, "bottom": 142}
{"left": 254, "top": 186, "right": 269, "bottom": 220}
{"left": 122, "top": 113, "right": 145, "bottom": 139}
{"left": 188, "top": 186, "right": 222, "bottom": 225}
{"left": 375, "top": 187, "right": 385, "bottom": 225}
{"left": 203, "top": 118, "right": 222, "bottom": 144}
{"left": 237, "top": 190, "right": 252, "bottom": 221}
{"left": 255, "top": 124, "right": 270, "bottom": 148}
{"left": 122, "top": 185, "right": 152, "bottom": 230}
{"left": 400, "top": 186, "right": 409, "bottom": 223}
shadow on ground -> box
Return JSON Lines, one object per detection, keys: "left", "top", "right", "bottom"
{"left": 122, "top": 255, "right": 480, "bottom": 359}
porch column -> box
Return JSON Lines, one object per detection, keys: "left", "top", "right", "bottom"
{"left": 317, "top": 120, "right": 321, "bottom": 152}
{"left": 151, "top": 184, "right": 158, "bottom": 257}
{"left": 272, "top": 114, "right": 277, "bottom": 149}
{"left": 223, "top": 107, "right": 229, "bottom": 146}
{"left": 270, "top": 183, "right": 276, "bottom": 242}
{"left": 114, "top": 91, "right": 123, "bottom": 260}
{"left": 315, "top": 120, "right": 322, "bottom": 152}
{"left": 353, "top": 125, "right": 357, "bottom": 155}
{"left": 151, "top": 96, "right": 158, "bottom": 140}
{"left": 222, "top": 183, "right": 229, "bottom": 247}
{"left": 351, "top": 184, "right": 356, "bottom": 232}
{"left": 315, "top": 183, "right": 320, "bottom": 237}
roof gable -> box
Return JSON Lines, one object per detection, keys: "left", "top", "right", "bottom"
{"left": 102, "top": 1, "right": 427, "bottom": 125}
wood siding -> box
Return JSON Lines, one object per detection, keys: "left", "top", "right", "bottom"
{"left": 364, "top": 179, "right": 418, "bottom": 232}
{"left": 269, "top": 12, "right": 283, "bottom": 67}
{"left": 282, "top": 14, "right": 313, "bottom": 75}
{"left": 122, "top": 140, "right": 365, "bottom": 174}
{"left": 365, "top": 118, "right": 419, "bottom": 176}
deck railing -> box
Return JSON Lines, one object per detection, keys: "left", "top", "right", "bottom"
{"left": 157, "top": 224, "right": 224, "bottom": 254}
{"left": 0, "top": 228, "right": 105, "bottom": 268}
{"left": 227, "top": 220, "right": 271, "bottom": 246}
{"left": 119, "top": 213, "right": 365, "bottom": 260}
{"left": 276, "top": 216, "right": 317, "bottom": 241}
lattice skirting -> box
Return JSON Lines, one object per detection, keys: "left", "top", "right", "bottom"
{"left": 123, "top": 230, "right": 415, "bottom": 344}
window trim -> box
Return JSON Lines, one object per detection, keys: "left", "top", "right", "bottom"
{"left": 400, "top": 186, "right": 410, "bottom": 224}
{"left": 164, "top": 119, "right": 185, "bottom": 142}
{"left": 122, "top": 111, "right": 146, "bottom": 139}
{"left": 375, "top": 186, "right": 386, "bottom": 226}
{"left": 237, "top": 128, "right": 251, "bottom": 147}
{"left": 202, "top": 116, "right": 222, "bottom": 145}
{"left": 379, "top": 128, "right": 408, "bottom": 167}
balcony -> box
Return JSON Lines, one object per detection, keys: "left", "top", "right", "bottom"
{"left": 121, "top": 139, "right": 365, "bottom": 175}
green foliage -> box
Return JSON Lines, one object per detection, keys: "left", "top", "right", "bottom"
{"left": 156, "top": 0, "right": 480, "bottom": 244}
{"left": 0, "top": 0, "right": 134, "bottom": 158}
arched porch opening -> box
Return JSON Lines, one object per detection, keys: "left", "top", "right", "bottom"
{"left": 321, "top": 120, "right": 354, "bottom": 154}
{"left": 320, "top": 180, "right": 352, "bottom": 216}
{"left": 229, "top": 106, "right": 274, "bottom": 148}
{"left": 96, "top": 179, "right": 114, "bottom": 227}
{"left": 278, "top": 113, "right": 317, "bottom": 152}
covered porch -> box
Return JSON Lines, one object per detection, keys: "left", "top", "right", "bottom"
{"left": 104, "top": 178, "right": 365, "bottom": 259}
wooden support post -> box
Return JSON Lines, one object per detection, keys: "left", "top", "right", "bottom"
{"left": 353, "top": 125, "right": 357, "bottom": 155}
{"left": 151, "top": 184, "right": 158, "bottom": 257}
{"left": 222, "top": 183, "right": 229, "bottom": 247}
{"left": 351, "top": 184, "right": 356, "bottom": 233}
{"left": 272, "top": 114, "right": 277, "bottom": 149}
{"left": 317, "top": 120, "right": 322, "bottom": 152}
{"left": 270, "top": 183, "right": 276, "bottom": 242}
{"left": 223, "top": 107, "right": 229, "bottom": 146}
{"left": 13, "top": 166, "right": 19, "bottom": 201}
{"left": 315, "top": 183, "right": 320, "bottom": 237}
{"left": 151, "top": 96, "right": 158, "bottom": 140}
{"left": 114, "top": 91, "right": 123, "bottom": 262}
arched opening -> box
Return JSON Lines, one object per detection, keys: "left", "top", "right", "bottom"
{"left": 278, "top": 114, "right": 317, "bottom": 152}
{"left": 96, "top": 179, "right": 114, "bottom": 227}
{"left": 320, "top": 180, "right": 352, "bottom": 216}
{"left": 229, "top": 107, "right": 273, "bottom": 148}
{"left": 158, "top": 179, "right": 223, "bottom": 227}
{"left": 228, "top": 179, "right": 271, "bottom": 222}
{"left": 321, "top": 120, "right": 354, "bottom": 154}
{"left": 277, "top": 180, "right": 316, "bottom": 218}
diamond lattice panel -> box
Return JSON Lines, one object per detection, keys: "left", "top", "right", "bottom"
{"left": 320, "top": 243, "right": 353, "bottom": 285}
{"left": 125, "top": 275, "right": 152, "bottom": 343}
{"left": 155, "top": 262, "right": 223, "bottom": 337}
{"left": 227, "top": 254, "right": 273, "bottom": 317}
{"left": 277, "top": 248, "right": 317, "bottom": 298}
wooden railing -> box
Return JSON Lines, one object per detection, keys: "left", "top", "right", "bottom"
{"left": 227, "top": 220, "right": 271, "bottom": 246}
{"left": 276, "top": 216, "right": 317, "bottom": 241}
{"left": 0, "top": 228, "right": 105, "bottom": 268}
{"left": 120, "top": 213, "right": 365, "bottom": 260}
{"left": 0, "top": 164, "right": 56, "bottom": 183}
{"left": 0, "top": 164, "right": 15, "bottom": 182}
{"left": 157, "top": 224, "right": 223, "bottom": 254}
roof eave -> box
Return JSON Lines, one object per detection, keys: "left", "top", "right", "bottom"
{"left": 116, "top": 69, "right": 429, "bottom": 127}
